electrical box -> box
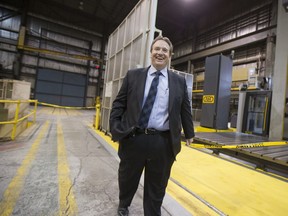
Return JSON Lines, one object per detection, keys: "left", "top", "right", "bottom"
{"left": 200, "top": 54, "right": 233, "bottom": 130}
{"left": 237, "top": 90, "right": 272, "bottom": 136}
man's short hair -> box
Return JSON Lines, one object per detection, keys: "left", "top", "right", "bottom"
{"left": 150, "top": 35, "right": 173, "bottom": 55}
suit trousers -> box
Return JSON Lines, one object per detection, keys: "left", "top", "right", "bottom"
{"left": 118, "top": 131, "right": 174, "bottom": 216}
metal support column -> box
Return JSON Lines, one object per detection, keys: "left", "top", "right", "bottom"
{"left": 84, "top": 41, "right": 92, "bottom": 106}
{"left": 270, "top": 0, "right": 288, "bottom": 139}
{"left": 96, "top": 35, "right": 106, "bottom": 100}
{"left": 15, "top": 0, "right": 29, "bottom": 79}
{"left": 264, "top": 34, "right": 275, "bottom": 79}
{"left": 94, "top": 35, "right": 106, "bottom": 130}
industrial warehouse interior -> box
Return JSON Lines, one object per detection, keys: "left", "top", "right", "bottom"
{"left": 0, "top": 0, "right": 288, "bottom": 215}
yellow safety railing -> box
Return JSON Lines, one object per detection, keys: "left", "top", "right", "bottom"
{"left": 37, "top": 101, "right": 95, "bottom": 109}
{"left": 0, "top": 99, "right": 38, "bottom": 140}
{"left": 94, "top": 96, "right": 101, "bottom": 130}
{"left": 192, "top": 86, "right": 257, "bottom": 93}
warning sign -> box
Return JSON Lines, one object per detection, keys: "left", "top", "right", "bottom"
{"left": 203, "top": 95, "right": 215, "bottom": 104}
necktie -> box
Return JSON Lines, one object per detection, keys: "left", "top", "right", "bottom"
{"left": 138, "top": 71, "right": 161, "bottom": 128}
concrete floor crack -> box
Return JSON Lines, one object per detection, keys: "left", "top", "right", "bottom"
{"left": 64, "top": 157, "right": 82, "bottom": 215}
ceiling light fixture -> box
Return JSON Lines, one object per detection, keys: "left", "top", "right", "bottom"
{"left": 79, "top": 0, "right": 84, "bottom": 10}
{"left": 283, "top": 0, "right": 288, "bottom": 12}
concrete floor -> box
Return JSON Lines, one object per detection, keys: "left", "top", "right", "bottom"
{"left": 1, "top": 107, "right": 288, "bottom": 216}
{"left": 0, "top": 107, "right": 189, "bottom": 216}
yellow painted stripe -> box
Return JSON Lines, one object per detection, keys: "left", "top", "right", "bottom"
{"left": 94, "top": 128, "right": 119, "bottom": 151}
{"left": 192, "top": 86, "right": 257, "bottom": 93}
{"left": 38, "top": 102, "right": 95, "bottom": 110}
{"left": 57, "top": 120, "right": 78, "bottom": 216}
{"left": 187, "top": 141, "right": 288, "bottom": 149}
{"left": 38, "top": 107, "right": 81, "bottom": 116}
{"left": 0, "top": 121, "right": 50, "bottom": 216}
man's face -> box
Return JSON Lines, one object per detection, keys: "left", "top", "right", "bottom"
{"left": 150, "top": 40, "right": 171, "bottom": 70}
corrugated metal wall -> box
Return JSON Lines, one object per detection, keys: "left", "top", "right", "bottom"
{"left": 35, "top": 68, "right": 86, "bottom": 106}
{"left": 172, "top": 3, "right": 274, "bottom": 90}
{"left": 0, "top": 7, "right": 104, "bottom": 107}
{"left": 100, "top": 0, "right": 158, "bottom": 132}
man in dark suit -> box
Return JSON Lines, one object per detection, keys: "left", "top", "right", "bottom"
{"left": 110, "top": 36, "right": 195, "bottom": 216}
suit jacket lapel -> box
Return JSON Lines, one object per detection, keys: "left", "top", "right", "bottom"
{"left": 136, "top": 67, "right": 149, "bottom": 110}
{"left": 168, "top": 70, "right": 174, "bottom": 113}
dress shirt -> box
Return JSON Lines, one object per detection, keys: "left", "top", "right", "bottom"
{"left": 141, "top": 66, "right": 169, "bottom": 131}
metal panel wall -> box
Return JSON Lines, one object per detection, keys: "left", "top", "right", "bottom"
{"left": 0, "top": 6, "right": 102, "bottom": 107}
{"left": 35, "top": 68, "right": 86, "bottom": 107}
{"left": 101, "top": 0, "right": 158, "bottom": 132}
{"left": 173, "top": 3, "right": 273, "bottom": 62}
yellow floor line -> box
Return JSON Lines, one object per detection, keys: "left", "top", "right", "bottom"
{"left": 37, "top": 107, "right": 81, "bottom": 116}
{"left": 57, "top": 120, "right": 78, "bottom": 216}
{"left": 0, "top": 121, "right": 50, "bottom": 216}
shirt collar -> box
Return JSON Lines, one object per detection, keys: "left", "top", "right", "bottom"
{"left": 149, "top": 66, "right": 168, "bottom": 77}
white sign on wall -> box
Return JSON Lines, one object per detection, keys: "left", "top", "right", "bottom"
{"left": 105, "top": 81, "right": 112, "bottom": 97}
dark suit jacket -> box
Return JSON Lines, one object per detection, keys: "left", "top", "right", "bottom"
{"left": 109, "top": 67, "right": 195, "bottom": 158}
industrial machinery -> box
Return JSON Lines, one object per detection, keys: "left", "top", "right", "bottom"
{"left": 192, "top": 54, "right": 288, "bottom": 175}
{"left": 236, "top": 90, "right": 272, "bottom": 136}
{"left": 200, "top": 54, "right": 233, "bottom": 130}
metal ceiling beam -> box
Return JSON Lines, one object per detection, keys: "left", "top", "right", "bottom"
{"left": 172, "top": 27, "right": 276, "bottom": 65}
{"left": 0, "top": 38, "right": 17, "bottom": 46}
{"left": 0, "top": 11, "right": 19, "bottom": 22}
{"left": 27, "top": 12, "right": 103, "bottom": 37}
{"left": 32, "top": 0, "right": 108, "bottom": 26}
{"left": 17, "top": 45, "right": 102, "bottom": 62}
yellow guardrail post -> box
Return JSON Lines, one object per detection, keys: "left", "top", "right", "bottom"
{"left": 11, "top": 100, "right": 21, "bottom": 140}
{"left": 94, "top": 96, "right": 101, "bottom": 130}
{"left": 0, "top": 99, "right": 38, "bottom": 140}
